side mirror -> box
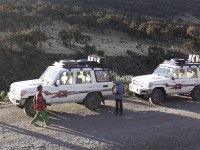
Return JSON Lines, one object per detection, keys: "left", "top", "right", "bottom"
{"left": 171, "top": 73, "right": 178, "bottom": 80}
{"left": 55, "top": 80, "right": 60, "bottom": 87}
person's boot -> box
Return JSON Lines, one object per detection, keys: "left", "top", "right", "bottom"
{"left": 30, "top": 121, "right": 38, "bottom": 126}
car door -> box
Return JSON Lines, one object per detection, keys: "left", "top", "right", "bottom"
{"left": 167, "top": 68, "right": 186, "bottom": 94}
{"left": 74, "top": 70, "right": 93, "bottom": 101}
{"left": 184, "top": 67, "right": 199, "bottom": 93}
{"left": 42, "top": 85, "right": 53, "bottom": 104}
{"left": 93, "top": 70, "right": 113, "bottom": 96}
{"left": 51, "top": 71, "right": 75, "bottom": 103}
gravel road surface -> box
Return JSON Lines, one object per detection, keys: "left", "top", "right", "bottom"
{"left": 1, "top": 95, "right": 200, "bottom": 150}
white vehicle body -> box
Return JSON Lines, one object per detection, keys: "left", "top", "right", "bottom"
{"left": 129, "top": 57, "right": 200, "bottom": 104}
{"left": 8, "top": 56, "right": 113, "bottom": 116}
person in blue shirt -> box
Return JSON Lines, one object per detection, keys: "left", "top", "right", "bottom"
{"left": 114, "top": 80, "right": 124, "bottom": 115}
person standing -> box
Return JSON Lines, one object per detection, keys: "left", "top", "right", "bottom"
{"left": 31, "top": 85, "right": 51, "bottom": 126}
{"left": 114, "top": 80, "right": 124, "bottom": 115}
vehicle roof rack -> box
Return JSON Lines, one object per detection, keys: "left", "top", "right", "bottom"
{"left": 52, "top": 55, "right": 106, "bottom": 69}
{"left": 164, "top": 57, "right": 200, "bottom": 67}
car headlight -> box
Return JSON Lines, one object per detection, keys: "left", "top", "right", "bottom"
{"left": 20, "top": 91, "right": 27, "bottom": 97}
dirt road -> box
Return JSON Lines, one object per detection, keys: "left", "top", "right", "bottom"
{"left": 1, "top": 95, "right": 200, "bottom": 150}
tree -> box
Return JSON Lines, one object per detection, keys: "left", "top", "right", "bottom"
{"left": 77, "top": 35, "right": 92, "bottom": 45}
{"left": 137, "top": 23, "right": 147, "bottom": 40}
{"left": 187, "top": 26, "right": 200, "bottom": 41}
{"left": 161, "top": 24, "right": 174, "bottom": 46}
{"left": 173, "top": 25, "right": 187, "bottom": 39}
{"left": 15, "top": 27, "right": 47, "bottom": 48}
{"left": 59, "top": 24, "right": 92, "bottom": 48}
{"left": 146, "top": 20, "right": 164, "bottom": 42}
{"left": 58, "top": 30, "right": 72, "bottom": 48}
{"left": 0, "top": 32, "right": 16, "bottom": 51}
{"left": 147, "top": 45, "right": 165, "bottom": 70}
{"left": 82, "top": 44, "right": 96, "bottom": 56}
{"left": 97, "top": 17, "right": 109, "bottom": 33}
{"left": 184, "top": 26, "right": 200, "bottom": 53}
{"left": 184, "top": 41, "right": 200, "bottom": 54}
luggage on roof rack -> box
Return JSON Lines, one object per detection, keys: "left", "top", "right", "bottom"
{"left": 59, "top": 60, "right": 78, "bottom": 67}
{"left": 188, "top": 54, "right": 200, "bottom": 63}
{"left": 170, "top": 58, "right": 186, "bottom": 65}
{"left": 53, "top": 55, "right": 105, "bottom": 68}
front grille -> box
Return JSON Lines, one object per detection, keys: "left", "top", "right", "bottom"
{"left": 10, "top": 87, "right": 17, "bottom": 95}
{"left": 133, "top": 80, "right": 143, "bottom": 87}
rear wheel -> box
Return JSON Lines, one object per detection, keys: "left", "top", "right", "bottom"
{"left": 191, "top": 86, "right": 200, "bottom": 101}
{"left": 24, "top": 98, "right": 35, "bottom": 117}
{"left": 149, "top": 89, "right": 164, "bottom": 104}
{"left": 85, "top": 93, "right": 101, "bottom": 110}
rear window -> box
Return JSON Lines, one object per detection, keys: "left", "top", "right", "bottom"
{"left": 95, "top": 70, "right": 111, "bottom": 82}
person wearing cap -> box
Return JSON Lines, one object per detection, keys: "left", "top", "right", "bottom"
{"left": 31, "top": 85, "right": 51, "bottom": 126}
{"left": 114, "top": 80, "right": 124, "bottom": 115}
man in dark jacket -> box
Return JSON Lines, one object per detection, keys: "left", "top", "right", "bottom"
{"left": 114, "top": 80, "right": 124, "bottom": 115}
{"left": 31, "top": 85, "right": 51, "bottom": 126}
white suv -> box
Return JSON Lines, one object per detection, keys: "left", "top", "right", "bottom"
{"left": 8, "top": 55, "right": 113, "bottom": 117}
{"left": 129, "top": 54, "right": 200, "bottom": 104}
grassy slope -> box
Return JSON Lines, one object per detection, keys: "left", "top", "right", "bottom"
{"left": 40, "top": 21, "right": 173, "bottom": 56}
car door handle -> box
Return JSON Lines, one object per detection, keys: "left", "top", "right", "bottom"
{"left": 103, "top": 85, "right": 108, "bottom": 87}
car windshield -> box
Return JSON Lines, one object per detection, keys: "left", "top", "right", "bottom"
{"left": 40, "top": 67, "right": 58, "bottom": 84}
{"left": 153, "top": 65, "right": 174, "bottom": 77}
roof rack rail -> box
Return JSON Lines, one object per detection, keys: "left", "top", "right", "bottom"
{"left": 53, "top": 55, "right": 105, "bottom": 69}
{"left": 164, "top": 57, "right": 200, "bottom": 67}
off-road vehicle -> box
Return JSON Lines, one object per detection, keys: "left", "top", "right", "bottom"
{"left": 129, "top": 54, "right": 200, "bottom": 104}
{"left": 8, "top": 55, "right": 113, "bottom": 117}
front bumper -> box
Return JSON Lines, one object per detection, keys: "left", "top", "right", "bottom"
{"left": 129, "top": 84, "right": 153, "bottom": 95}
{"left": 8, "top": 92, "right": 26, "bottom": 106}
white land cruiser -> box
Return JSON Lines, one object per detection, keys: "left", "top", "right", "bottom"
{"left": 129, "top": 54, "right": 200, "bottom": 104}
{"left": 8, "top": 55, "right": 113, "bottom": 117}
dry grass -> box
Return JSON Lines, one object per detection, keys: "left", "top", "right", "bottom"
{"left": 40, "top": 22, "right": 156, "bottom": 56}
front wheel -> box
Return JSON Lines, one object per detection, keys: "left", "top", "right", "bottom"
{"left": 149, "top": 89, "right": 164, "bottom": 104}
{"left": 24, "top": 98, "right": 35, "bottom": 117}
{"left": 85, "top": 93, "right": 101, "bottom": 110}
{"left": 191, "top": 86, "right": 200, "bottom": 101}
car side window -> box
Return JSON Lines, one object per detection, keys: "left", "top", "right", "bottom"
{"left": 76, "top": 71, "right": 92, "bottom": 84}
{"left": 187, "top": 68, "right": 198, "bottom": 78}
{"left": 60, "top": 72, "right": 73, "bottom": 85}
{"left": 174, "top": 68, "right": 185, "bottom": 79}
{"left": 95, "top": 70, "right": 111, "bottom": 82}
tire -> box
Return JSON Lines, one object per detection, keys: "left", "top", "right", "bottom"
{"left": 191, "top": 86, "right": 200, "bottom": 101}
{"left": 17, "top": 105, "right": 23, "bottom": 109}
{"left": 24, "top": 98, "right": 35, "bottom": 117}
{"left": 134, "top": 93, "right": 144, "bottom": 99}
{"left": 149, "top": 89, "right": 164, "bottom": 104}
{"left": 85, "top": 93, "right": 101, "bottom": 110}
